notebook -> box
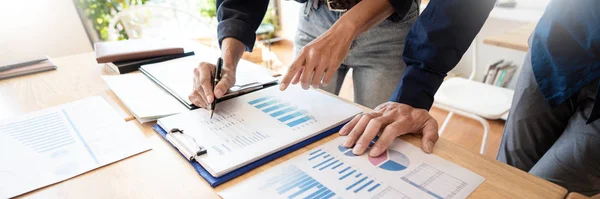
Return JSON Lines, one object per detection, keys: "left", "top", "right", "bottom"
{"left": 140, "top": 48, "right": 278, "bottom": 109}
{"left": 156, "top": 85, "right": 363, "bottom": 178}
{"left": 0, "top": 57, "right": 56, "bottom": 80}
{"left": 106, "top": 51, "right": 195, "bottom": 74}
{"left": 94, "top": 39, "right": 185, "bottom": 63}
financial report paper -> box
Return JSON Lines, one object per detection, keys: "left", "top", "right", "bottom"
{"left": 219, "top": 137, "right": 485, "bottom": 199}
{"left": 157, "top": 85, "right": 363, "bottom": 177}
{"left": 0, "top": 97, "right": 150, "bottom": 198}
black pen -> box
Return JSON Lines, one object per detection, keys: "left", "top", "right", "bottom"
{"left": 210, "top": 58, "right": 223, "bottom": 119}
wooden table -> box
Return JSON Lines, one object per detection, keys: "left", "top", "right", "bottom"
{"left": 5, "top": 53, "right": 568, "bottom": 198}
{"left": 0, "top": 52, "right": 135, "bottom": 121}
{"left": 483, "top": 23, "right": 535, "bottom": 52}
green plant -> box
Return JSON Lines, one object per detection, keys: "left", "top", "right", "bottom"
{"left": 197, "top": 0, "right": 279, "bottom": 39}
{"left": 76, "top": 0, "right": 147, "bottom": 41}
{"left": 198, "top": 0, "right": 217, "bottom": 18}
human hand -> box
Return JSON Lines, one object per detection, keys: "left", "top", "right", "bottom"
{"left": 279, "top": 24, "right": 355, "bottom": 90}
{"left": 188, "top": 61, "right": 236, "bottom": 108}
{"left": 339, "top": 102, "right": 439, "bottom": 156}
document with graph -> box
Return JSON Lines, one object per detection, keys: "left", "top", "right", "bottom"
{"left": 157, "top": 85, "right": 363, "bottom": 177}
{"left": 0, "top": 97, "right": 150, "bottom": 198}
{"left": 219, "top": 137, "right": 485, "bottom": 199}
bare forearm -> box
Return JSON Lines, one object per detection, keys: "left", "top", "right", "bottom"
{"left": 221, "top": 38, "right": 246, "bottom": 71}
{"left": 332, "top": 0, "right": 395, "bottom": 38}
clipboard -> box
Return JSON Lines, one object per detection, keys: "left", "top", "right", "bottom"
{"left": 152, "top": 122, "right": 347, "bottom": 187}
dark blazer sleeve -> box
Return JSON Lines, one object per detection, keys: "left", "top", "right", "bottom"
{"left": 390, "top": 0, "right": 496, "bottom": 110}
{"left": 216, "top": 0, "right": 270, "bottom": 51}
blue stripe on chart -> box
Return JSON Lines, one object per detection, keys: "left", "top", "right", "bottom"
{"left": 62, "top": 110, "right": 98, "bottom": 164}
{"left": 255, "top": 100, "right": 278, "bottom": 109}
{"left": 262, "top": 104, "right": 286, "bottom": 113}
{"left": 367, "top": 183, "right": 381, "bottom": 192}
{"left": 354, "top": 180, "right": 374, "bottom": 193}
{"left": 290, "top": 181, "right": 319, "bottom": 198}
{"left": 346, "top": 177, "right": 368, "bottom": 190}
{"left": 309, "top": 149, "right": 322, "bottom": 155}
{"left": 320, "top": 160, "right": 339, "bottom": 170}
{"left": 304, "top": 186, "right": 328, "bottom": 199}
{"left": 279, "top": 112, "right": 303, "bottom": 122}
{"left": 339, "top": 166, "right": 350, "bottom": 174}
{"left": 271, "top": 107, "right": 295, "bottom": 117}
{"left": 248, "top": 96, "right": 272, "bottom": 105}
{"left": 312, "top": 157, "right": 334, "bottom": 169}
{"left": 309, "top": 151, "right": 326, "bottom": 160}
{"left": 339, "top": 170, "right": 356, "bottom": 180}
{"left": 331, "top": 162, "right": 344, "bottom": 170}
{"left": 287, "top": 116, "right": 312, "bottom": 127}
{"left": 278, "top": 175, "right": 312, "bottom": 194}
{"left": 312, "top": 190, "right": 332, "bottom": 199}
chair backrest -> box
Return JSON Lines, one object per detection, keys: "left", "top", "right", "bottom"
{"left": 107, "top": 4, "right": 217, "bottom": 46}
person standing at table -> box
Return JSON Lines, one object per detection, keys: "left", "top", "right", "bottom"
{"left": 189, "top": 0, "right": 420, "bottom": 109}
{"left": 339, "top": 0, "right": 600, "bottom": 195}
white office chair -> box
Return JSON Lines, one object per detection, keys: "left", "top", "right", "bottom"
{"left": 107, "top": 4, "right": 217, "bottom": 46}
{"left": 433, "top": 41, "right": 515, "bottom": 154}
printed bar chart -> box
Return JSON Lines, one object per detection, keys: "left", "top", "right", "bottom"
{"left": 247, "top": 96, "right": 316, "bottom": 129}
{"left": 0, "top": 112, "right": 75, "bottom": 154}
{"left": 308, "top": 148, "right": 382, "bottom": 194}
{"left": 270, "top": 166, "right": 337, "bottom": 199}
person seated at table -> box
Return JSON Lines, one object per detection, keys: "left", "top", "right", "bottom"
{"left": 341, "top": 0, "right": 600, "bottom": 195}
{"left": 189, "top": 0, "right": 420, "bottom": 109}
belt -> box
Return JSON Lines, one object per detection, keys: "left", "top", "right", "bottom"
{"left": 320, "top": 0, "right": 359, "bottom": 12}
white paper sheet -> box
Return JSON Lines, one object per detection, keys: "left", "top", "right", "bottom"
{"left": 157, "top": 85, "right": 363, "bottom": 177}
{"left": 219, "top": 137, "right": 485, "bottom": 199}
{"left": 0, "top": 97, "right": 150, "bottom": 198}
{"left": 102, "top": 73, "right": 188, "bottom": 122}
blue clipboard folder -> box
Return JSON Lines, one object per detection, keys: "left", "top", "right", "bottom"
{"left": 152, "top": 123, "right": 346, "bottom": 187}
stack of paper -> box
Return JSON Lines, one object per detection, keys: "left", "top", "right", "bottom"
{"left": 102, "top": 73, "right": 189, "bottom": 123}
{"left": 0, "top": 97, "right": 150, "bottom": 198}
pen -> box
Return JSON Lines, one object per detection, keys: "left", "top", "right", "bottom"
{"left": 0, "top": 57, "right": 48, "bottom": 72}
{"left": 210, "top": 58, "right": 223, "bottom": 119}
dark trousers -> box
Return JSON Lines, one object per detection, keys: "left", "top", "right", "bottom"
{"left": 497, "top": 51, "right": 600, "bottom": 196}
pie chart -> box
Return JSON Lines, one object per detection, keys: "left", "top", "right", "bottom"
{"left": 368, "top": 150, "right": 410, "bottom": 171}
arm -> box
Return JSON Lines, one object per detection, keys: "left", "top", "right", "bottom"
{"left": 280, "top": 0, "right": 402, "bottom": 90}
{"left": 340, "top": 0, "right": 496, "bottom": 156}
{"left": 190, "top": 0, "right": 269, "bottom": 108}
{"left": 391, "top": 0, "right": 496, "bottom": 110}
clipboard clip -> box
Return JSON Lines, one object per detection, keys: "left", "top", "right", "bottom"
{"left": 166, "top": 128, "right": 207, "bottom": 161}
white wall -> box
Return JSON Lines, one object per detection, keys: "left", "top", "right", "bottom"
{"left": 452, "top": 0, "right": 548, "bottom": 89}
{"left": 0, "top": 0, "right": 92, "bottom": 62}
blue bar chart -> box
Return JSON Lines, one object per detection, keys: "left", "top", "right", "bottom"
{"left": 269, "top": 165, "right": 337, "bottom": 199}
{"left": 0, "top": 112, "right": 75, "bottom": 154}
{"left": 308, "top": 149, "right": 382, "bottom": 194}
{"left": 247, "top": 96, "right": 316, "bottom": 129}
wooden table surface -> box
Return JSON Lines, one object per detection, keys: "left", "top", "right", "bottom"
{"left": 483, "top": 23, "right": 536, "bottom": 52}
{"left": 0, "top": 52, "right": 135, "bottom": 121}
{"left": 5, "top": 52, "right": 567, "bottom": 199}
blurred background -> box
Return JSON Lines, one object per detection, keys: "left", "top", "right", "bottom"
{"left": 0, "top": 0, "right": 551, "bottom": 158}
